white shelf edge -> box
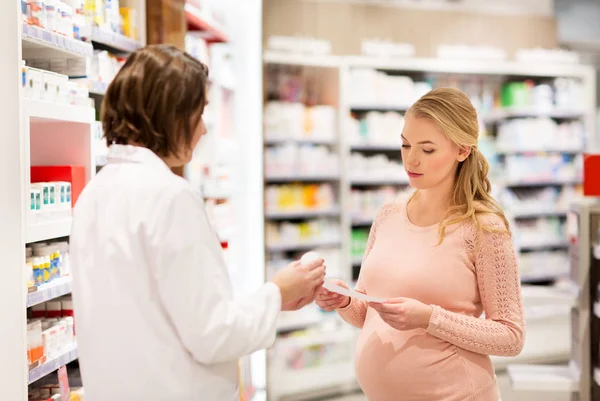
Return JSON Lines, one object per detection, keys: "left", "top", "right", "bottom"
{"left": 350, "top": 144, "right": 403, "bottom": 151}
{"left": 351, "top": 257, "right": 363, "bottom": 266}
{"left": 24, "top": 99, "right": 95, "bottom": 124}
{"left": 89, "top": 26, "right": 142, "bottom": 53}
{"left": 276, "top": 313, "right": 334, "bottom": 332}
{"left": 509, "top": 209, "right": 568, "bottom": 219}
{"left": 26, "top": 218, "right": 72, "bottom": 244}
{"left": 267, "top": 240, "right": 342, "bottom": 253}
{"left": 503, "top": 179, "right": 582, "bottom": 187}
{"left": 27, "top": 276, "right": 72, "bottom": 307}
{"left": 496, "top": 148, "right": 583, "bottom": 155}
{"left": 344, "top": 55, "right": 595, "bottom": 78}
{"left": 520, "top": 271, "right": 569, "bottom": 283}
{"left": 263, "top": 51, "right": 341, "bottom": 67}
{"left": 22, "top": 24, "right": 93, "bottom": 58}
{"left": 507, "top": 364, "right": 579, "bottom": 393}
{"left": 349, "top": 104, "right": 410, "bottom": 111}
{"left": 266, "top": 207, "right": 341, "bottom": 219}
{"left": 28, "top": 345, "right": 78, "bottom": 384}
{"left": 266, "top": 174, "right": 341, "bottom": 182}
{"left": 350, "top": 178, "right": 409, "bottom": 186}
{"left": 518, "top": 240, "right": 569, "bottom": 250}
{"left": 265, "top": 137, "right": 337, "bottom": 146}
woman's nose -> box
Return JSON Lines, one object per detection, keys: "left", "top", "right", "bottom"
{"left": 406, "top": 152, "right": 420, "bottom": 167}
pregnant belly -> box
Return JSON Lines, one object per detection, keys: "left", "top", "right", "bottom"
{"left": 355, "top": 318, "right": 491, "bottom": 401}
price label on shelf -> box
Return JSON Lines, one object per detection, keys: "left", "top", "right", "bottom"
{"left": 58, "top": 365, "right": 70, "bottom": 401}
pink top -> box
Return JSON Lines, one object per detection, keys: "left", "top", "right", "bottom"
{"left": 338, "top": 198, "right": 525, "bottom": 401}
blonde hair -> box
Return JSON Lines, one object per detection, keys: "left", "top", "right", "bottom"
{"left": 407, "top": 87, "right": 510, "bottom": 242}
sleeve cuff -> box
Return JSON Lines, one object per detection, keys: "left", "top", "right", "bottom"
{"left": 426, "top": 304, "right": 443, "bottom": 334}
{"left": 337, "top": 296, "right": 354, "bottom": 311}
{"left": 261, "top": 282, "right": 282, "bottom": 314}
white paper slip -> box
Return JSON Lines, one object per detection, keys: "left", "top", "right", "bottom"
{"left": 323, "top": 279, "right": 386, "bottom": 303}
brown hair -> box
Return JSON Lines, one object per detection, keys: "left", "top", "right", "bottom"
{"left": 101, "top": 44, "right": 209, "bottom": 159}
{"left": 407, "top": 87, "right": 510, "bottom": 243}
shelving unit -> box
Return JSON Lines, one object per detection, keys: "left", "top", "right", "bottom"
{"left": 87, "top": 26, "right": 143, "bottom": 54}
{"left": 506, "top": 201, "right": 600, "bottom": 401}
{"left": 185, "top": 3, "right": 229, "bottom": 43}
{"left": 28, "top": 345, "right": 78, "bottom": 385}
{"left": 27, "top": 277, "right": 73, "bottom": 308}
{"left": 1, "top": 1, "right": 148, "bottom": 399}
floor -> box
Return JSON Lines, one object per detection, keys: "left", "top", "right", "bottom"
{"left": 325, "top": 373, "right": 569, "bottom": 401}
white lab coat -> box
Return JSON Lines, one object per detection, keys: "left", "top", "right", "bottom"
{"left": 70, "top": 144, "right": 281, "bottom": 401}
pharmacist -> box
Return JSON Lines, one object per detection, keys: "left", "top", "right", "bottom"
{"left": 69, "top": 45, "right": 326, "bottom": 401}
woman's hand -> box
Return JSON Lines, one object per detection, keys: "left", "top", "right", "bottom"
{"left": 315, "top": 279, "right": 351, "bottom": 312}
{"left": 369, "top": 298, "right": 433, "bottom": 331}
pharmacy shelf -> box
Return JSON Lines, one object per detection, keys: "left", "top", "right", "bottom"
{"left": 185, "top": 3, "right": 229, "bottom": 43}
{"left": 26, "top": 218, "right": 72, "bottom": 244}
{"left": 266, "top": 207, "right": 341, "bottom": 220}
{"left": 88, "top": 27, "right": 142, "bottom": 54}
{"left": 28, "top": 345, "right": 78, "bottom": 385}
{"left": 24, "top": 99, "right": 95, "bottom": 124}
{"left": 519, "top": 239, "right": 570, "bottom": 251}
{"left": 269, "top": 362, "right": 359, "bottom": 400}
{"left": 509, "top": 209, "right": 568, "bottom": 219}
{"left": 276, "top": 328, "right": 355, "bottom": 349}
{"left": 350, "top": 105, "right": 410, "bottom": 113}
{"left": 263, "top": 51, "right": 341, "bottom": 68}
{"left": 203, "top": 190, "right": 232, "bottom": 200}
{"left": 350, "top": 178, "right": 410, "bottom": 186}
{"left": 351, "top": 217, "right": 374, "bottom": 226}
{"left": 21, "top": 24, "right": 93, "bottom": 59}
{"left": 520, "top": 271, "right": 569, "bottom": 284}
{"left": 266, "top": 174, "right": 341, "bottom": 183}
{"left": 27, "top": 276, "right": 72, "bottom": 308}
{"left": 351, "top": 256, "right": 363, "bottom": 266}
{"left": 504, "top": 178, "right": 582, "bottom": 188}
{"left": 507, "top": 364, "right": 578, "bottom": 392}
{"left": 276, "top": 312, "right": 336, "bottom": 332}
{"left": 350, "top": 144, "right": 403, "bottom": 152}
{"left": 265, "top": 137, "right": 337, "bottom": 146}
{"left": 345, "top": 55, "right": 595, "bottom": 79}
{"left": 496, "top": 147, "right": 583, "bottom": 155}
{"left": 267, "top": 239, "right": 342, "bottom": 253}
{"left": 483, "top": 107, "right": 586, "bottom": 122}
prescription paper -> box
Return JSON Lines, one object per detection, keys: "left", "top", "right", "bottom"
{"left": 323, "top": 279, "right": 386, "bottom": 303}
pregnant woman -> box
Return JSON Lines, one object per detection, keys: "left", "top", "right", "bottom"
{"left": 316, "top": 88, "right": 524, "bottom": 401}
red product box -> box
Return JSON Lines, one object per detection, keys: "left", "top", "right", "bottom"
{"left": 30, "top": 165, "right": 86, "bottom": 207}
{"left": 583, "top": 154, "right": 600, "bottom": 197}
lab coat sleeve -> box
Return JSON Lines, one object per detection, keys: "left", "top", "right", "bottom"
{"left": 149, "top": 187, "right": 281, "bottom": 365}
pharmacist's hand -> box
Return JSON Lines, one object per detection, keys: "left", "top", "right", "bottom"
{"left": 315, "top": 279, "right": 351, "bottom": 312}
{"left": 369, "top": 298, "right": 433, "bottom": 331}
{"left": 271, "top": 259, "right": 326, "bottom": 311}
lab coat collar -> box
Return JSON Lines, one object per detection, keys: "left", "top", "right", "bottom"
{"left": 107, "top": 144, "right": 172, "bottom": 172}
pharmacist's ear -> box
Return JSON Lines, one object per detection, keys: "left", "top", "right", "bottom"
{"left": 457, "top": 146, "right": 471, "bottom": 162}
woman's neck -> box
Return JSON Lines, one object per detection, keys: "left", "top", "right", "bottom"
{"left": 415, "top": 175, "right": 456, "bottom": 212}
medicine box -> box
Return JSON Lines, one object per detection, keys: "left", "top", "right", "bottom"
{"left": 31, "top": 165, "right": 85, "bottom": 207}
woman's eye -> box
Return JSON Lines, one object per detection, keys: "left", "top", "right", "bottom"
{"left": 423, "top": 149, "right": 435, "bottom": 154}
{"left": 401, "top": 144, "right": 410, "bottom": 149}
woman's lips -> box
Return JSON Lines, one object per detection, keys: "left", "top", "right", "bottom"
{"left": 407, "top": 171, "right": 423, "bottom": 178}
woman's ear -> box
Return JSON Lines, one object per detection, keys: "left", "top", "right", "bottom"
{"left": 457, "top": 146, "right": 472, "bottom": 162}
